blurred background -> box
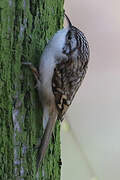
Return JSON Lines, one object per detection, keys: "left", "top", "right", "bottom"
{"left": 61, "top": 0, "right": 120, "bottom": 180}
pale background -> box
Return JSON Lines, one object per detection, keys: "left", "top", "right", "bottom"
{"left": 61, "top": 0, "right": 120, "bottom": 180}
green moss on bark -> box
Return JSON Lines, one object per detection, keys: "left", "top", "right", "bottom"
{"left": 0, "top": 0, "right": 64, "bottom": 179}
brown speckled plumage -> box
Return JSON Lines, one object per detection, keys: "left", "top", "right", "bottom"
{"left": 22, "top": 14, "right": 90, "bottom": 170}
{"left": 52, "top": 26, "right": 89, "bottom": 121}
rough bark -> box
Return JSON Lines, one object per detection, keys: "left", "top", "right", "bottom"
{"left": 0, "top": 0, "right": 64, "bottom": 179}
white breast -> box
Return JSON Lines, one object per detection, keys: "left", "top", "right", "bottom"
{"left": 39, "top": 28, "right": 69, "bottom": 94}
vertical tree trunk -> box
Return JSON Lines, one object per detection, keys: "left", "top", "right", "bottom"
{"left": 0, "top": 0, "right": 64, "bottom": 179}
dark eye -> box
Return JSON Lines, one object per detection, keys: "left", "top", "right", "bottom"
{"left": 67, "top": 31, "right": 71, "bottom": 40}
{"left": 67, "top": 34, "right": 71, "bottom": 40}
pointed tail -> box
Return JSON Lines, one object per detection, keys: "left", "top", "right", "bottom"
{"left": 36, "top": 110, "right": 57, "bottom": 170}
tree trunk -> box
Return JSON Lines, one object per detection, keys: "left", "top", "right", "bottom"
{"left": 0, "top": 0, "right": 64, "bottom": 179}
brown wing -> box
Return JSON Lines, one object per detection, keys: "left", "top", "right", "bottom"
{"left": 52, "top": 56, "right": 88, "bottom": 121}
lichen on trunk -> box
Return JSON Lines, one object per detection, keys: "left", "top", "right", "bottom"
{"left": 0, "top": 0, "right": 64, "bottom": 179}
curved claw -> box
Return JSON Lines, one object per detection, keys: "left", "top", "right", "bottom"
{"left": 22, "top": 62, "right": 40, "bottom": 81}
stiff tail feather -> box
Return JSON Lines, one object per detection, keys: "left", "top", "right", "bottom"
{"left": 36, "top": 110, "right": 57, "bottom": 170}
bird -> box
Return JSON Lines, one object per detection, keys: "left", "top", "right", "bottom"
{"left": 22, "top": 13, "right": 90, "bottom": 170}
